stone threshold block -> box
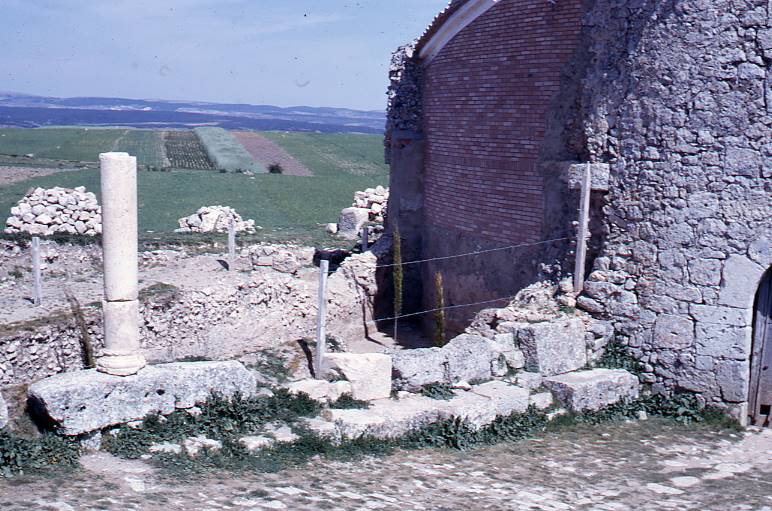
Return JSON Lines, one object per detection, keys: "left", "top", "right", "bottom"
{"left": 308, "top": 381, "right": 532, "bottom": 442}
{"left": 28, "top": 361, "right": 256, "bottom": 435}
{"left": 543, "top": 368, "right": 640, "bottom": 412}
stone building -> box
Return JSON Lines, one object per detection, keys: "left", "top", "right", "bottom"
{"left": 385, "top": 0, "right": 771, "bottom": 422}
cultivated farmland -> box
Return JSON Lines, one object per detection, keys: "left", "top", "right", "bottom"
{"left": 0, "top": 127, "right": 167, "bottom": 168}
{"left": 0, "top": 131, "right": 388, "bottom": 246}
{"left": 194, "top": 127, "right": 264, "bottom": 173}
{"left": 232, "top": 131, "right": 312, "bottom": 176}
{"left": 164, "top": 131, "right": 215, "bottom": 170}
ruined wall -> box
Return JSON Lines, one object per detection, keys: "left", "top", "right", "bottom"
{"left": 572, "top": 0, "right": 771, "bottom": 415}
{"left": 417, "top": 0, "right": 586, "bottom": 332}
{"left": 387, "top": 0, "right": 770, "bottom": 413}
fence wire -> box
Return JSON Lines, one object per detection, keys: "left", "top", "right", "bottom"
{"left": 367, "top": 294, "right": 518, "bottom": 325}
{"left": 374, "top": 236, "right": 572, "bottom": 269}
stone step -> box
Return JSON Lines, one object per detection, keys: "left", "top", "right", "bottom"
{"left": 306, "top": 381, "right": 549, "bottom": 442}
{"left": 543, "top": 368, "right": 640, "bottom": 411}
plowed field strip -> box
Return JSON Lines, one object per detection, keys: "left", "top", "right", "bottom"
{"left": 232, "top": 132, "right": 313, "bottom": 176}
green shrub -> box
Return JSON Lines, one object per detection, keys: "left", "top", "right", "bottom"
{"left": 0, "top": 432, "right": 80, "bottom": 477}
{"left": 268, "top": 162, "right": 284, "bottom": 174}
{"left": 420, "top": 383, "right": 455, "bottom": 401}
{"left": 329, "top": 394, "right": 370, "bottom": 409}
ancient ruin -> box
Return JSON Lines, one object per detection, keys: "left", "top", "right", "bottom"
{"left": 385, "top": 0, "right": 771, "bottom": 425}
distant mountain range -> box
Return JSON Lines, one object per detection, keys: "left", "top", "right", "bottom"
{"left": 0, "top": 92, "right": 386, "bottom": 134}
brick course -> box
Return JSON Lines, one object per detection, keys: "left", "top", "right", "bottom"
{"left": 422, "top": 0, "right": 583, "bottom": 244}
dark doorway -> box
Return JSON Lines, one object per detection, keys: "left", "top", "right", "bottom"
{"left": 749, "top": 268, "right": 772, "bottom": 426}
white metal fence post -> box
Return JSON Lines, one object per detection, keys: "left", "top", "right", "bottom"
{"left": 228, "top": 219, "right": 236, "bottom": 268}
{"left": 31, "top": 236, "right": 42, "bottom": 306}
{"left": 574, "top": 163, "right": 592, "bottom": 294}
{"left": 314, "top": 259, "right": 330, "bottom": 378}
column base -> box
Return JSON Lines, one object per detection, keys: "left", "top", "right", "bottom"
{"left": 96, "top": 353, "right": 147, "bottom": 377}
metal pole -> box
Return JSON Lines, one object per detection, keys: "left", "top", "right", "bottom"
{"left": 31, "top": 236, "right": 42, "bottom": 306}
{"left": 314, "top": 259, "right": 330, "bottom": 378}
{"left": 228, "top": 219, "right": 236, "bottom": 268}
{"left": 361, "top": 227, "right": 369, "bottom": 251}
{"left": 574, "top": 163, "right": 592, "bottom": 294}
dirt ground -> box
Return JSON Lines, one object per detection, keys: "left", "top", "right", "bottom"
{"left": 0, "top": 166, "right": 62, "bottom": 187}
{"left": 232, "top": 132, "right": 313, "bottom": 176}
{"left": 0, "top": 419, "right": 769, "bottom": 510}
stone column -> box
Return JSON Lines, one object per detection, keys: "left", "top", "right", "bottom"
{"left": 96, "top": 152, "right": 146, "bottom": 376}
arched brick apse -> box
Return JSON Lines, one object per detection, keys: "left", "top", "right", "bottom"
{"left": 417, "top": 0, "right": 585, "bottom": 331}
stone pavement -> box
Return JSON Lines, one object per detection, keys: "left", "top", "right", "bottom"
{"left": 0, "top": 419, "right": 770, "bottom": 510}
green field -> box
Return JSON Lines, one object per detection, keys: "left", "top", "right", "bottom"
{"left": 0, "top": 128, "right": 166, "bottom": 168}
{"left": 0, "top": 131, "right": 388, "bottom": 246}
{"left": 194, "top": 127, "right": 263, "bottom": 173}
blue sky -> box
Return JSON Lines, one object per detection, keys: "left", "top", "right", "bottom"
{"left": 1, "top": 0, "right": 448, "bottom": 111}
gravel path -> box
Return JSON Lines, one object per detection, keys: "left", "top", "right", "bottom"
{"left": 1, "top": 419, "right": 769, "bottom": 510}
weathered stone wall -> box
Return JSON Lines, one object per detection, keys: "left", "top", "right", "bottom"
{"left": 0, "top": 248, "right": 381, "bottom": 388}
{"left": 386, "top": 0, "right": 771, "bottom": 414}
{"left": 572, "top": 0, "right": 771, "bottom": 416}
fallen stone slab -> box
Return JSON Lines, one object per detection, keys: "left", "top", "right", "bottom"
{"left": 322, "top": 353, "right": 392, "bottom": 401}
{"left": 517, "top": 317, "right": 587, "bottom": 376}
{"left": 543, "top": 369, "right": 640, "bottom": 411}
{"left": 0, "top": 393, "right": 7, "bottom": 430}
{"left": 149, "top": 443, "right": 182, "bottom": 455}
{"left": 28, "top": 361, "right": 257, "bottom": 435}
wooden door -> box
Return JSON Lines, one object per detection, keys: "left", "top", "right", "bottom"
{"left": 750, "top": 269, "right": 772, "bottom": 426}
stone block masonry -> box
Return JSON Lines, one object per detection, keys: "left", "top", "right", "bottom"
{"left": 386, "top": 0, "right": 771, "bottom": 415}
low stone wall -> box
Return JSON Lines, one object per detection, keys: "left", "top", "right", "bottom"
{"left": 4, "top": 186, "right": 101, "bottom": 236}
{"left": 0, "top": 246, "right": 380, "bottom": 388}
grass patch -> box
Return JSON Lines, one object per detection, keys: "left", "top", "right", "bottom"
{"left": 102, "top": 390, "right": 321, "bottom": 460}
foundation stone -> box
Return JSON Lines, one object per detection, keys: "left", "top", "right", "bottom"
{"left": 28, "top": 361, "right": 256, "bottom": 435}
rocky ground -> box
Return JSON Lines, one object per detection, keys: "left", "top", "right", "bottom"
{"left": 0, "top": 419, "right": 769, "bottom": 510}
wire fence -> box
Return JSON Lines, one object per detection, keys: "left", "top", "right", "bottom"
{"left": 363, "top": 235, "right": 573, "bottom": 325}
{"left": 374, "top": 236, "right": 572, "bottom": 269}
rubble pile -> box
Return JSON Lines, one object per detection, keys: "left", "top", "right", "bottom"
{"left": 176, "top": 206, "right": 256, "bottom": 234}
{"left": 4, "top": 186, "right": 101, "bottom": 236}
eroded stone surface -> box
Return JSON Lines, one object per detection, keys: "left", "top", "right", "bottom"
{"left": 0, "top": 392, "right": 7, "bottom": 429}
{"left": 28, "top": 361, "right": 257, "bottom": 435}
{"left": 322, "top": 353, "right": 392, "bottom": 401}
{"left": 286, "top": 379, "right": 352, "bottom": 403}
{"left": 517, "top": 318, "right": 587, "bottom": 376}
{"left": 543, "top": 369, "right": 640, "bottom": 411}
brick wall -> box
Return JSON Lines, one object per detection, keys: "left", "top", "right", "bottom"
{"left": 422, "top": 0, "right": 584, "bottom": 244}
